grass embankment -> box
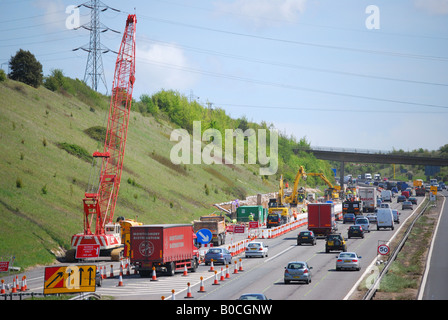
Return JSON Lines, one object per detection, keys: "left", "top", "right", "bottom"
{"left": 0, "top": 79, "right": 275, "bottom": 270}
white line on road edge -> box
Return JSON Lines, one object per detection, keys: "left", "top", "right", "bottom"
{"left": 265, "top": 245, "right": 295, "bottom": 263}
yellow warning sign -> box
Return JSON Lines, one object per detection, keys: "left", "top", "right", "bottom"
{"left": 44, "top": 265, "right": 96, "bottom": 294}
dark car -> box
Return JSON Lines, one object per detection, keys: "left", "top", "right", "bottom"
{"left": 297, "top": 230, "right": 316, "bottom": 246}
{"left": 408, "top": 197, "right": 417, "bottom": 205}
{"left": 204, "top": 247, "right": 232, "bottom": 265}
{"left": 396, "top": 195, "right": 406, "bottom": 203}
{"left": 343, "top": 213, "right": 356, "bottom": 224}
{"left": 325, "top": 233, "right": 347, "bottom": 253}
{"left": 402, "top": 201, "right": 413, "bottom": 210}
{"left": 348, "top": 225, "right": 364, "bottom": 239}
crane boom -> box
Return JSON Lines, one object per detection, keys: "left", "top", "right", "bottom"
{"left": 69, "top": 15, "right": 137, "bottom": 261}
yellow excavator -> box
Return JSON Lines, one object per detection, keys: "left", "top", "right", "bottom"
{"left": 284, "top": 166, "right": 307, "bottom": 207}
{"left": 307, "top": 172, "right": 341, "bottom": 200}
{"left": 267, "top": 175, "right": 291, "bottom": 225}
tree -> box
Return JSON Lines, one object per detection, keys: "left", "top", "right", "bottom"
{"left": 8, "top": 49, "right": 43, "bottom": 88}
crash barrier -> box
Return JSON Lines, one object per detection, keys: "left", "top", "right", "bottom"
{"left": 259, "top": 215, "right": 308, "bottom": 239}
{"left": 227, "top": 239, "right": 250, "bottom": 256}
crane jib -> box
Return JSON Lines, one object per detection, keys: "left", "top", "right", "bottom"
{"left": 79, "top": 14, "right": 137, "bottom": 239}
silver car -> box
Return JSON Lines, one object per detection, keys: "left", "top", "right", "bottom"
{"left": 336, "top": 252, "right": 362, "bottom": 271}
{"left": 245, "top": 241, "right": 268, "bottom": 258}
{"left": 284, "top": 261, "right": 312, "bottom": 284}
{"left": 355, "top": 216, "right": 370, "bottom": 233}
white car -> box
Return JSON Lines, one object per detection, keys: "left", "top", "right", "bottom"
{"left": 355, "top": 216, "right": 370, "bottom": 233}
{"left": 336, "top": 252, "right": 362, "bottom": 271}
{"left": 245, "top": 241, "right": 268, "bottom": 258}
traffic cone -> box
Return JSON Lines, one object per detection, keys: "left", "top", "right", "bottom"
{"left": 15, "top": 276, "right": 19, "bottom": 291}
{"left": 151, "top": 267, "right": 158, "bottom": 281}
{"left": 225, "top": 265, "right": 230, "bottom": 279}
{"left": 171, "top": 289, "right": 176, "bottom": 300}
{"left": 233, "top": 260, "right": 238, "bottom": 274}
{"left": 1, "top": 280, "right": 5, "bottom": 294}
{"left": 11, "top": 278, "right": 17, "bottom": 293}
{"left": 126, "top": 262, "right": 131, "bottom": 276}
{"left": 184, "top": 282, "right": 194, "bottom": 299}
{"left": 208, "top": 259, "right": 215, "bottom": 272}
{"left": 220, "top": 267, "right": 225, "bottom": 281}
{"left": 102, "top": 266, "right": 106, "bottom": 279}
{"left": 20, "top": 276, "right": 27, "bottom": 291}
{"left": 110, "top": 264, "right": 114, "bottom": 278}
{"left": 182, "top": 264, "right": 188, "bottom": 276}
{"left": 198, "top": 277, "right": 206, "bottom": 293}
{"left": 212, "top": 270, "right": 220, "bottom": 285}
{"left": 239, "top": 258, "right": 244, "bottom": 272}
{"left": 117, "top": 272, "right": 124, "bottom": 287}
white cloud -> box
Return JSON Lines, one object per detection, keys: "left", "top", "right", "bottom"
{"left": 135, "top": 42, "right": 198, "bottom": 94}
{"left": 414, "top": 0, "right": 448, "bottom": 15}
{"left": 33, "top": 0, "right": 66, "bottom": 31}
{"left": 213, "top": 0, "right": 307, "bottom": 29}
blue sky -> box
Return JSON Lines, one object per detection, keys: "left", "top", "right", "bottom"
{"left": 1, "top": 0, "right": 447, "bottom": 152}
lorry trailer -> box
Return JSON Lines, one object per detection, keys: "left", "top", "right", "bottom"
{"left": 130, "top": 224, "right": 199, "bottom": 277}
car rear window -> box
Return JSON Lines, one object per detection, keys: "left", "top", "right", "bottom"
{"left": 287, "top": 263, "right": 305, "bottom": 269}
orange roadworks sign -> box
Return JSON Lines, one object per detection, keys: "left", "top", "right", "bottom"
{"left": 44, "top": 265, "right": 97, "bottom": 294}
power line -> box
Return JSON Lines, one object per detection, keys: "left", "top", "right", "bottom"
{"left": 131, "top": 13, "right": 448, "bottom": 63}
{"left": 137, "top": 57, "right": 448, "bottom": 110}
{"left": 142, "top": 37, "right": 448, "bottom": 88}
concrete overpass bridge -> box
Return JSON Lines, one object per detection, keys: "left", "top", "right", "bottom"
{"left": 294, "top": 146, "right": 448, "bottom": 187}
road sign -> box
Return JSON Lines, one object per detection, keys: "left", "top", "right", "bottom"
{"left": 75, "top": 244, "right": 100, "bottom": 259}
{"left": 196, "top": 229, "right": 213, "bottom": 244}
{"left": 248, "top": 221, "right": 259, "bottom": 229}
{"left": 430, "top": 186, "right": 438, "bottom": 196}
{"left": 378, "top": 244, "right": 390, "bottom": 255}
{"left": 44, "top": 265, "right": 96, "bottom": 294}
{"left": 233, "top": 225, "right": 245, "bottom": 233}
{"left": 0, "top": 261, "right": 9, "bottom": 272}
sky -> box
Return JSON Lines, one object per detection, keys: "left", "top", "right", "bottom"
{"left": 1, "top": 0, "right": 448, "bottom": 152}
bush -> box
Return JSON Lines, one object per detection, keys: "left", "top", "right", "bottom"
{"left": 57, "top": 142, "right": 92, "bottom": 162}
{"left": 0, "top": 69, "right": 6, "bottom": 82}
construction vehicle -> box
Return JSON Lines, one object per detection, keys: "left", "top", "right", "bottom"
{"left": 268, "top": 175, "right": 291, "bottom": 224}
{"left": 193, "top": 215, "right": 226, "bottom": 246}
{"left": 307, "top": 172, "right": 341, "bottom": 200}
{"left": 117, "top": 217, "right": 142, "bottom": 258}
{"left": 66, "top": 15, "right": 137, "bottom": 262}
{"left": 284, "top": 166, "right": 307, "bottom": 207}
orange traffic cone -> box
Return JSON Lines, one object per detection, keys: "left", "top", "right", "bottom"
{"left": 11, "top": 278, "right": 17, "bottom": 293}
{"left": 1, "top": 280, "right": 5, "bottom": 294}
{"left": 184, "top": 282, "right": 193, "bottom": 299}
{"left": 212, "top": 270, "right": 220, "bottom": 285}
{"left": 233, "top": 260, "right": 238, "bottom": 274}
{"left": 208, "top": 259, "right": 215, "bottom": 272}
{"left": 220, "top": 267, "right": 225, "bottom": 281}
{"left": 225, "top": 264, "right": 230, "bottom": 279}
{"left": 151, "top": 267, "right": 158, "bottom": 281}
{"left": 182, "top": 264, "right": 188, "bottom": 276}
{"left": 117, "top": 272, "right": 124, "bottom": 287}
{"left": 110, "top": 264, "right": 114, "bottom": 278}
{"left": 198, "top": 277, "right": 206, "bottom": 293}
{"left": 239, "top": 258, "right": 244, "bottom": 272}
{"left": 20, "top": 276, "right": 27, "bottom": 291}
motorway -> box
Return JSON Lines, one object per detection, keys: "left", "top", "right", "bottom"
{"left": 1, "top": 194, "right": 427, "bottom": 300}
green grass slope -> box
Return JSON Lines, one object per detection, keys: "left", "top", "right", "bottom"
{"left": 0, "top": 79, "right": 274, "bottom": 269}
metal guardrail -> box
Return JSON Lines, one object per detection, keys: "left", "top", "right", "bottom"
{"left": 362, "top": 198, "right": 432, "bottom": 300}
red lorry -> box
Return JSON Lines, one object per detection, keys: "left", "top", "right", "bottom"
{"left": 130, "top": 224, "right": 199, "bottom": 277}
{"left": 307, "top": 203, "right": 337, "bottom": 237}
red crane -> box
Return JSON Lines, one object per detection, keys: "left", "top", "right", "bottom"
{"left": 68, "top": 14, "right": 137, "bottom": 261}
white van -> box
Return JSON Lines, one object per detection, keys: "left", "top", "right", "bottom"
{"left": 381, "top": 190, "right": 392, "bottom": 202}
{"left": 391, "top": 209, "right": 399, "bottom": 224}
{"left": 376, "top": 208, "right": 394, "bottom": 230}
